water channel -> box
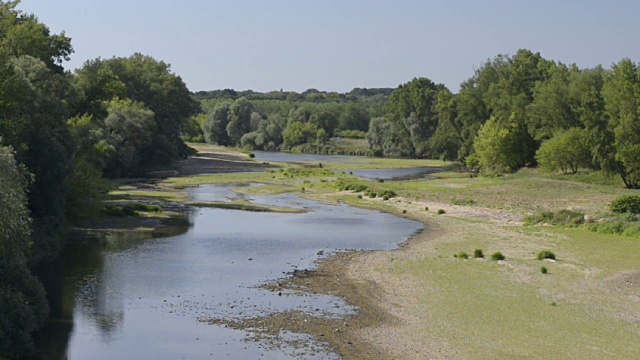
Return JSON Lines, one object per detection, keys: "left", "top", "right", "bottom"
{"left": 252, "top": 151, "right": 444, "bottom": 181}
{"left": 34, "top": 182, "right": 423, "bottom": 359}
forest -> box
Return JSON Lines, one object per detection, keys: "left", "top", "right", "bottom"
{"left": 2, "top": 0, "right": 640, "bottom": 357}
{"left": 188, "top": 51, "right": 640, "bottom": 189}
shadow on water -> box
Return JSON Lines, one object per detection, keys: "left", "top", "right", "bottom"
{"left": 32, "top": 215, "right": 192, "bottom": 360}
{"left": 32, "top": 185, "right": 423, "bottom": 359}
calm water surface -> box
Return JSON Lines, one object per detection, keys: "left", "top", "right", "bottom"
{"left": 253, "top": 151, "right": 444, "bottom": 180}
{"left": 34, "top": 184, "right": 423, "bottom": 359}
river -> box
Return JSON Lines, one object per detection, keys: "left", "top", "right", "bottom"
{"left": 34, "top": 183, "right": 423, "bottom": 359}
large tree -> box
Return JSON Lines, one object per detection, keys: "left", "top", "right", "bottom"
{"left": 603, "top": 59, "right": 640, "bottom": 188}
{"left": 0, "top": 143, "right": 49, "bottom": 358}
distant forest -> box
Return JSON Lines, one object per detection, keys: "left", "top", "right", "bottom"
{"left": 190, "top": 50, "right": 640, "bottom": 190}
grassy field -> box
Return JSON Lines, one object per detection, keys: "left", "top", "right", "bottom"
{"left": 104, "top": 145, "right": 640, "bottom": 359}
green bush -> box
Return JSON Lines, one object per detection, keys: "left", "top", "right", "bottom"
{"left": 490, "top": 252, "right": 506, "bottom": 261}
{"left": 437, "top": 209, "right": 446, "bottom": 215}
{"left": 457, "top": 252, "right": 469, "bottom": 259}
{"left": 611, "top": 195, "right": 640, "bottom": 214}
{"left": 453, "top": 198, "right": 476, "bottom": 206}
{"left": 402, "top": 209, "right": 407, "bottom": 214}
{"left": 377, "top": 178, "right": 384, "bottom": 183}
{"left": 541, "top": 266, "right": 548, "bottom": 274}
{"left": 537, "top": 250, "right": 556, "bottom": 260}
{"left": 131, "top": 203, "right": 162, "bottom": 212}
{"left": 424, "top": 206, "right": 429, "bottom": 211}
{"left": 473, "top": 249, "right": 484, "bottom": 258}
{"left": 524, "top": 210, "right": 584, "bottom": 226}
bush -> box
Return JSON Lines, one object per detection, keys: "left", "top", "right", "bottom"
{"left": 473, "top": 249, "right": 484, "bottom": 258}
{"left": 453, "top": 198, "right": 476, "bottom": 206}
{"left": 537, "top": 250, "right": 556, "bottom": 261}
{"left": 490, "top": 252, "right": 505, "bottom": 261}
{"left": 457, "top": 252, "right": 469, "bottom": 259}
{"left": 611, "top": 195, "right": 640, "bottom": 214}
{"left": 377, "top": 179, "right": 384, "bottom": 183}
{"left": 424, "top": 207, "right": 429, "bottom": 211}
{"left": 541, "top": 266, "right": 548, "bottom": 274}
{"left": 524, "top": 210, "right": 584, "bottom": 226}
{"left": 437, "top": 209, "right": 446, "bottom": 215}
{"left": 131, "top": 203, "right": 162, "bottom": 212}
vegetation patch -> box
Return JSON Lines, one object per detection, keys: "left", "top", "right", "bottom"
{"left": 537, "top": 250, "right": 556, "bottom": 261}
{"left": 453, "top": 197, "right": 476, "bottom": 206}
{"left": 524, "top": 210, "right": 585, "bottom": 226}
{"left": 611, "top": 195, "right": 640, "bottom": 214}
{"left": 490, "top": 252, "right": 506, "bottom": 261}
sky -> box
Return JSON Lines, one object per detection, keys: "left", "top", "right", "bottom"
{"left": 17, "top": 0, "right": 640, "bottom": 93}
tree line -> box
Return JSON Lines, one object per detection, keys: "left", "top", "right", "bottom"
{"left": 187, "top": 88, "right": 390, "bottom": 153}
{"left": 366, "top": 50, "right": 640, "bottom": 189}
{"left": 0, "top": 1, "right": 196, "bottom": 357}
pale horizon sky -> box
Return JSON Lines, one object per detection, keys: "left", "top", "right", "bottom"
{"left": 17, "top": 0, "right": 640, "bottom": 93}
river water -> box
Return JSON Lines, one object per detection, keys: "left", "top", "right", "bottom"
{"left": 34, "top": 184, "right": 423, "bottom": 359}
{"left": 253, "top": 151, "right": 444, "bottom": 180}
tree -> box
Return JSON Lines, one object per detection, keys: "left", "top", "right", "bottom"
{"left": 603, "top": 59, "right": 640, "bottom": 188}
{"left": 0, "top": 1, "right": 73, "bottom": 73}
{"left": 73, "top": 53, "right": 197, "bottom": 163}
{"left": 0, "top": 143, "right": 49, "bottom": 358}
{"left": 225, "top": 97, "right": 253, "bottom": 145}
{"left": 536, "top": 128, "right": 591, "bottom": 174}
{"left": 0, "top": 55, "right": 73, "bottom": 248}
{"left": 338, "top": 103, "right": 369, "bottom": 131}
{"left": 103, "top": 98, "right": 156, "bottom": 177}
{"left": 473, "top": 116, "right": 523, "bottom": 173}
{"left": 202, "top": 102, "right": 231, "bottom": 145}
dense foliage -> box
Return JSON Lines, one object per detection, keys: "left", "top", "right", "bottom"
{"left": 0, "top": 143, "right": 49, "bottom": 358}
{"left": 0, "top": 2, "right": 197, "bottom": 355}
{"left": 196, "top": 87, "right": 393, "bottom": 153}
{"left": 360, "top": 50, "right": 640, "bottom": 188}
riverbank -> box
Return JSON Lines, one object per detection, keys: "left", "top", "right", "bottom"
{"left": 97, "top": 144, "right": 640, "bottom": 359}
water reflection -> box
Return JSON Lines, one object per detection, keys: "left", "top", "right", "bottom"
{"left": 34, "top": 187, "right": 423, "bottom": 359}
{"left": 346, "top": 167, "right": 444, "bottom": 181}
{"left": 33, "top": 215, "right": 192, "bottom": 360}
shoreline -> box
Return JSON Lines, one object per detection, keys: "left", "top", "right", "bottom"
{"left": 63, "top": 145, "right": 640, "bottom": 359}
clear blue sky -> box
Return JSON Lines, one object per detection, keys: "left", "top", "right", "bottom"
{"left": 18, "top": 0, "right": 640, "bottom": 93}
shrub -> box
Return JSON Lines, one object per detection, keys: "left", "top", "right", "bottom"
{"left": 453, "top": 198, "right": 476, "bottom": 206}
{"left": 473, "top": 249, "right": 484, "bottom": 258}
{"left": 541, "top": 266, "right": 548, "bottom": 274}
{"left": 383, "top": 195, "right": 389, "bottom": 201}
{"left": 524, "top": 210, "right": 584, "bottom": 226}
{"left": 537, "top": 250, "right": 556, "bottom": 261}
{"left": 131, "top": 203, "right": 162, "bottom": 212}
{"left": 611, "top": 195, "right": 640, "bottom": 214}
{"left": 248, "top": 153, "right": 255, "bottom": 158}
{"left": 437, "top": 209, "right": 446, "bottom": 215}
{"left": 357, "top": 195, "right": 362, "bottom": 199}
{"left": 424, "top": 207, "right": 429, "bottom": 211}
{"left": 490, "top": 252, "right": 505, "bottom": 261}
{"left": 402, "top": 210, "right": 407, "bottom": 214}
{"left": 377, "top": 179, "right": 384, "bottom": 183}
{"left": 457, "top": 252, "right": 469, "bottom": 259}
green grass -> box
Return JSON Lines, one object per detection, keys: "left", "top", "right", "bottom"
{"left": 391, "top": 219, "right": 640, "bottom": 359}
